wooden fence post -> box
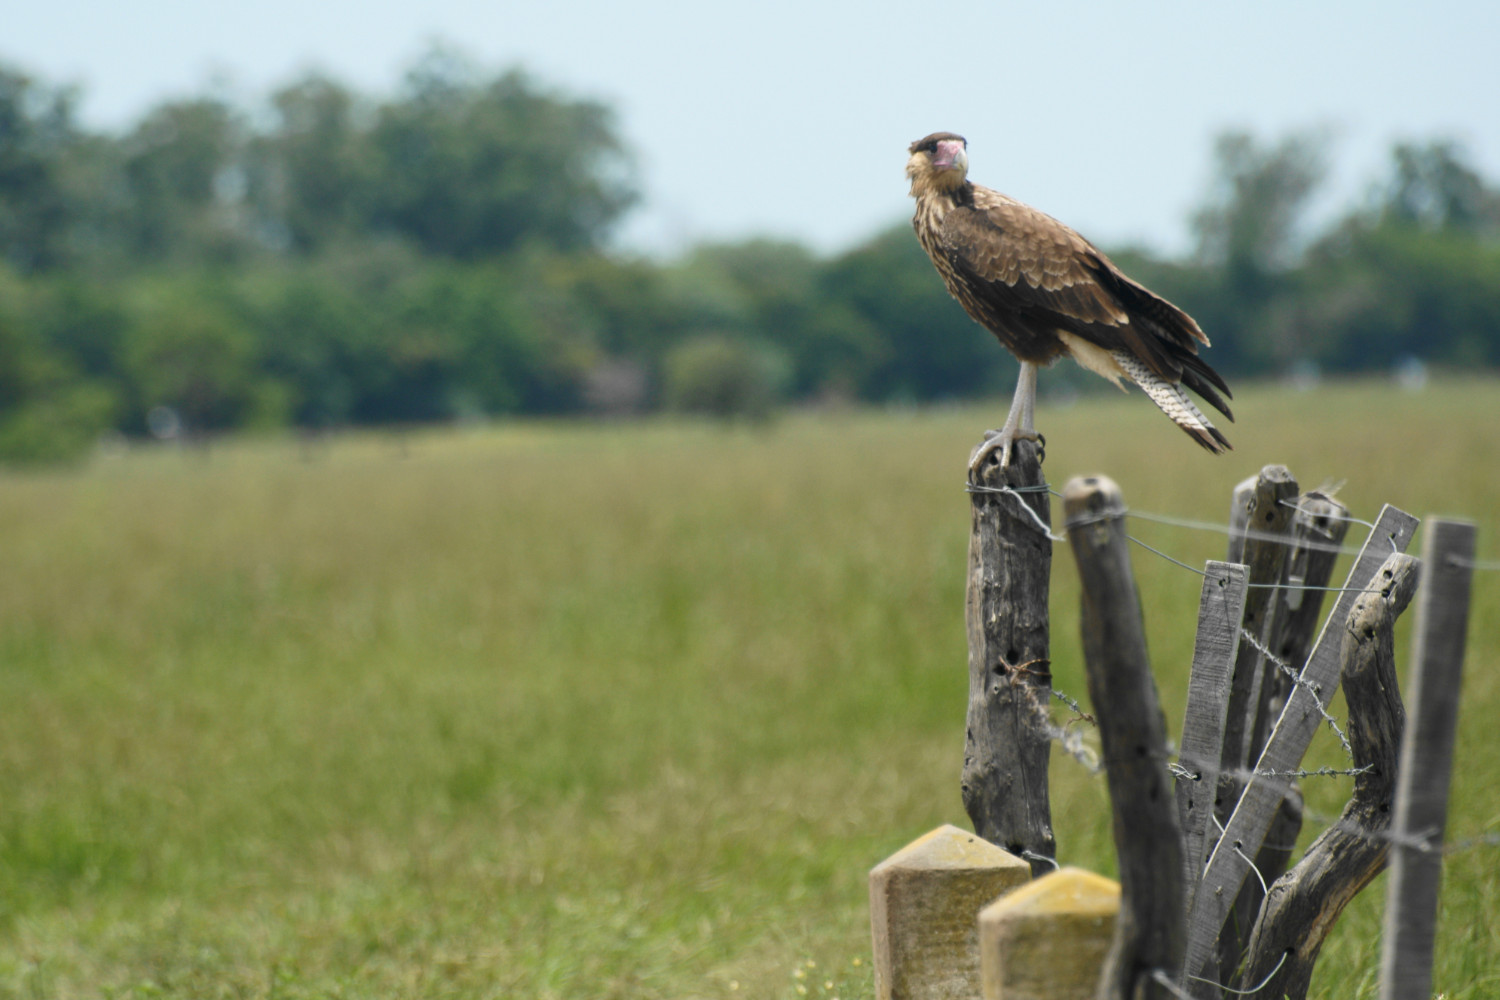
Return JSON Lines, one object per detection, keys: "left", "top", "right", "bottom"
{"left": 1236, "top": 551, "right": 1420, "bottom": 999}
{"left": 1379, "top": 518, "right": 1477, "bottom": 1000}
{"left": 1184, "top": 504, "right": 1419, "bottom": 987}
{"left": 1253, "top": 491, "right": 1353, "bottom": 758}
{"left": 1176, "top": 561, "right": 1247, "bottom": 915}
{"left": 1225, "top": 474, "right": 1257, "bottom": 564}
{"left": 1237, "top": 490, "right": 1353, "bottom": 953}
{"left": 962, "top": 438, "right": 1055, "bottom": 874}
{"left": 1220, "top": 465, "right": 1298, "bottom": 781}
{"left": 1063, "top": 475, "right": 1183, "bottom": 1000}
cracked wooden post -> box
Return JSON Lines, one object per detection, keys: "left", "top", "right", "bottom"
{"left": 1213, "top": 469, "right": 1297, "bottom": 976}
{"left": 1063, "top": 475, "right": 1184, "bottom": 1000}
{"left": 1380, "top": 518, "right": 1476, "bottom": 1000}
{"left": 1220, "top": 465, "right": 1298, "bottom": 781}
{"left": 1237, "top": 551, "right": 1420, "bottom": 999}
{"left": 1184, "top": 504, "right": 1419, "bottom": 989}
{"left": 1239, "top": 490, "right": 1352, "bottom": 941}
{"left": 962, "top": 437, "right": 1055, "bottom": 874}
{"left": 1175, "top": 560, "right": 1247, "bottom": 916}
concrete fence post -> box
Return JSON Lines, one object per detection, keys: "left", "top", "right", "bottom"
{"left": 869, "top": 825, "right": 1030, "bottom": 1000}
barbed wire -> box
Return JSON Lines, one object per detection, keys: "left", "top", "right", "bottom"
{"left": 1234, "top": 627, "right": 1354, "bottom": 757}
{"left": 1027, "top": 682, "right": 1499, "bottom": 864}
{"left": 965, "top": 476, "right": 1497, "bottom": 872}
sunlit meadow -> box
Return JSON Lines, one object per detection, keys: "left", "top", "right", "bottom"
{"left": 2, "top": 377, "right": 1497, "bottom": 998}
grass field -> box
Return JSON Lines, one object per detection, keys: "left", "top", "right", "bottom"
{"left": 2, "top": 377, "right": 1498, "bottom": 999}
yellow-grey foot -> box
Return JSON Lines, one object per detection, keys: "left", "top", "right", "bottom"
{"left": 969, "top": 429, "right": 1044, "bottom": 473}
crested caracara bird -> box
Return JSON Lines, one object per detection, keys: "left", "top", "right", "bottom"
{"left": 906, "top": 131, "right": 1232, "bottom": 468}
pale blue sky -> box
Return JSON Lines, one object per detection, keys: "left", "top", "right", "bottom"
{"left": 8, "top": 1, "right": 1498, "bottom": 258}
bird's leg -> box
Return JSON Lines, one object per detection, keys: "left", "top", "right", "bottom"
{"left": 969, "top": 362, "right": 1043, "bottom": 471}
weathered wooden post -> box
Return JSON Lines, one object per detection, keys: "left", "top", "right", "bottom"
{"left": 1379, "top": 519, "right": 1476, "bottom": 1000}
{"left": 1207, "top": 468, "right": 1296, "bottom": 979}
{"left": 962, "top": 438, "right": 1055, "bottom": 873}
{"left": 1219, "top": 465, "right": 1298, "bottom": 782}
{"left": 1254, "top": 491, "right": 1352, "bottom": 756}
{"left": 1184, "top": 504, "right": 1419, "bottom": 989}
{"left": 1239, "top": 490, "right": 1352, "bottom": 939}
{"left": 1176, "top": 560, "right": 1247, "bottom": 915}
{"left": 1063, "top": 475, "right": 1184, "bottom": 1000}
{"left": 1237, "top": 551, "right": 1420, "bottom": 998}
{"left": 1216, "top": 473, "right": 1355, "bottom": 980}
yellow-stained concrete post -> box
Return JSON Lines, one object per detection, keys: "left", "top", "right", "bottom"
{"left": 977, "top": 867, "right": 1119, "bottom": 1000}
{"left": 870, "top": 824, "right": 1031, "bottom": 1000}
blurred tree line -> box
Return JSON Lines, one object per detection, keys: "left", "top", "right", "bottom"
{"left": 2, "top": 50, "right": 1499, "bottom": 462}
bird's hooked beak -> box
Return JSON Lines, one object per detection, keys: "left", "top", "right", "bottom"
{"left": 931, "top": 139, "right": 968, "bottom": 176}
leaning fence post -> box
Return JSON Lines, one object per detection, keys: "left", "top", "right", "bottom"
{"left": 962, "top": 437, "right": 1055, "bottom": 873}
{"left": 1220, "top": 465, "right": 1297, "bottom": 779}
{"left": 1379, "top": 518, "right": 1477, "bottom": 1000}
{"left": 1175, "top": 560, "right": 1247, "bottom": 915}
{"left": 1063, "top": 475, "right": 1183, "bottom": 1000}
{"left": 1184, "top": 504, "right": 1419, "bottom": 987}
{"left": 1237, "top": 551, "right": 1420, "bottom": 999}
{"left": 1214, "top": 466, "right": 1296, "bottom": 983}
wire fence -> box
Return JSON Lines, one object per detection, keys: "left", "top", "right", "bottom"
{"left": 979, "top": 477, "right": 1500, "bottom": 875}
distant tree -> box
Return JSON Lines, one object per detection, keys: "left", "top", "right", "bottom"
{"left": 0, "top": 65, "right": 79, "bottom": 272}
{"left": 1294, "top": 140, "right": 1500, "bottom": 372}
{"left": 1185, "top": 129, "right": 1330, "bottom": 372}
{"left": 247, "top": 74, "right": 371, "bottom": 253}
{"left": 122, "top": 282, "right": 268, "bottom": 433}
{"left": 662, "top": 333, "right": 789, "bottom": 421}
{"left": 0, "top": 271, "right": 116, "bottom": 460}
{"left": 663, "top": 240, "right": 875, "bottom": 398}
{"left": 1192, "top": 129, "right": 1329, "bottom": 276}
{"left": 364, "top": 46, "right": 637, "bottom": 258}
{"left": 1379, "top": 140, "right": 1500, "bottom": 235}
{"left": 120, "top": 97, "right": 251, "bottom": 261}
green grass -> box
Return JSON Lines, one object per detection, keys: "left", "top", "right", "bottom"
{"left": 2, "top": 376, "right": 1498, "bottom": 999}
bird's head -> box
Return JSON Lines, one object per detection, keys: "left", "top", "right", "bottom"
{"left": 906, "top": 132, "right": 969, "bottom": 195}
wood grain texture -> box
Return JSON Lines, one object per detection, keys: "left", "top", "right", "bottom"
{"left": 1379, "top": 519, "right": 1477, "bottom": 1000}
{"left": 1176, "top": 561, "right": 1247, "bottom": 916}
{"left": 1220, "top": 465, "right": 1298, "bottom": 780}
{"left": 1184, "top": 503, "right": 1419, "bottom": 985}
{"left": 962, "top": 437, "right": 1056, "bottom": 875}
{"left": 1236, "top": 552, "right": 1420, "bottom": 1000}
{"left": 1063, "top": 475, "right": 1183, "bottom": 1000}
{"left": 1211, "top": 466, "right": 1298, "bottom": 981}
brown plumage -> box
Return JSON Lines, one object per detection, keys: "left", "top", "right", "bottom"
{"left": 906, "top": 131, "right": 1233, "bottom": 467}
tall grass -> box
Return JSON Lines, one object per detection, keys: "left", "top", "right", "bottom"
{"left": 1, "top": 377, "right": 1497, "bottom": 999}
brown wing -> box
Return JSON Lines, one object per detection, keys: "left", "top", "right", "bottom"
{"left": 935, "top": 184, "right": 1231, "bottom": 415}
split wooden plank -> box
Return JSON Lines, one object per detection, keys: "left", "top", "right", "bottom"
{"left": 1219, "top": 466, "right": 1299, "bottom": 779}
{"left": 1183, "top": 503, "right": 1419, "bottom": 985}
{"left": 1175, "top": 560, "right": 1247, "bottom": 916}
{"left": 1238, "top": 551, "right": 1420, "bottom": 999}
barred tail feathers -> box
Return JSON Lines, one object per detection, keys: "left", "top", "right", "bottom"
{"left": 1112, "top": 350, "right": 1231, "bottom": 454}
